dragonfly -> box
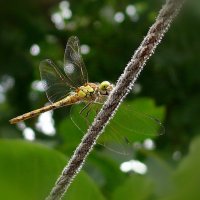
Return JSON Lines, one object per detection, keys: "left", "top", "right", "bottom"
{"left": 10, "top": 36, "right": 162, "bottom": 154}
{"left": 9, "top": 36, "right": 114, "bottom": 125}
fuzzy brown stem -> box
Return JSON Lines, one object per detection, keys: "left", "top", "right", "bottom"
{"left": 46, "top": 0, "right": 185, "bottom": 199}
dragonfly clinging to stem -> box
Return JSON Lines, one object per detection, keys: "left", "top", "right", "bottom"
{"left": 9, "top": 36, "right": 114, "bottom": 124}
{"left": 10, "top": 36, "right": 163, "bottom": 154}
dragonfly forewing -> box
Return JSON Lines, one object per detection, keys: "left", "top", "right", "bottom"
{"left": 39, "top": 59, "right": 74, "bottom": 103}
{"left": 64, "top": 36, "right": 88, "bottom": 87}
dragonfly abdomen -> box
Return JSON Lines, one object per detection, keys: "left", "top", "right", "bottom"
{"left": 9, "top": 103, "right": 58, "bottom": 124}
{"left": 9, "top": 94, "right": 81, "bottom": 124}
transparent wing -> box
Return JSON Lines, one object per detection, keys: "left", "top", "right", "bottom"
{"left": 39, "top": 59, "right": 75, "bottom": 103}
{"left": 70, "top": 102, "right": 164, "bottom": 155}
{"left": 64, "top": 36, "right": 88, "bottom": 87}
{"left": 70, "top": 103, "right": 96, "bottom": 135}
{"left": 99, "top": 104, "right": 164, "bottom": 154}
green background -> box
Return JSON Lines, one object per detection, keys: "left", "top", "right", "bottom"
{"left": 0, "top": 0, "right": 200, "bottom": 199}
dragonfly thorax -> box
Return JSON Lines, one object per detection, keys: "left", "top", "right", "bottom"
{"left": 77, "top": 84, "right": 97, "bottom": 98}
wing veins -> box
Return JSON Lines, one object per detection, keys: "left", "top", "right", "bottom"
{"left": 50, "top": 60, "right": 76, "bottom": 89}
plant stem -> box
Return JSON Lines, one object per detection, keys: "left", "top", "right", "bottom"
{"left": 46, "top": 0, "right": 185, "bottom": 199}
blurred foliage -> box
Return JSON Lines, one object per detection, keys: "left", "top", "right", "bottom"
{"left": 0, "top": 140, "right": 105, "bottom": 200}
{"left": 0, "top": 0, "right": 200, "bottom": 199}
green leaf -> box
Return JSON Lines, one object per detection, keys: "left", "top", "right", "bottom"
{"left": 87, "top": 152, "right": 127, "bottom": 196}
{"left": 161, "top": 136, "right": 200, "bottom": 200}
{"left": 0, "top": 139, "right": 105, "bottom": 200}
{"left": 145, "top": 151, "right": 173, "bottom": 197}
{"left": 67, "top": 172, "right": 105, "bottom": 200}
{"left": 111, "top": 175, "right": 154, "bottom": 200}
{"left": 58, "top": 114, "right": 83, "bottom": 154}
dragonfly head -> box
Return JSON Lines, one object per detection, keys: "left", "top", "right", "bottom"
{"left": 99, "top": 81, "right": 113, "bottom": 95}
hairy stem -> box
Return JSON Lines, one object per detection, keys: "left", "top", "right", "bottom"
{"left": 46, "top": 0, "right": 184, "bottom": 199}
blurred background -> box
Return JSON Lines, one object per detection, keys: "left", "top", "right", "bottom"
{"left": 0, "top": 0, "right": 200, "bottom": 200}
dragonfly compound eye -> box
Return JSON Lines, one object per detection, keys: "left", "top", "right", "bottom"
{"left": 99, "top": 81, "right": 110, "bottom": 90}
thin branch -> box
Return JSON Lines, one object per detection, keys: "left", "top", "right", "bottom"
{"left": 46, "top": 0, "right": 185, "bottom": 199}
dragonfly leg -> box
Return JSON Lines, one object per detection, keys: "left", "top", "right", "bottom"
{"left": 85, "top": 106, "right": 93, "bottom": 117}
{"left": 95, "top": 108, "right": 100, "bottom": 115}
{"left": 80, "top": 102, "right": 92, "bottom": 115}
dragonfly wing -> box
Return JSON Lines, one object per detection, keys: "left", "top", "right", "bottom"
{"left": 70, "top": 103, "right": 131, "bottom": 154}
{"left": 70, "top": 102, "right": 164, "bottom": 155}
{"left": 100, "top": 104, "right": 164, "bottom": 153}
{"left": 70, "top": 103, "right": 95, "bottom": 135}
{"left": 64, "top": 36, "right": 88, "bottom": 87}
{"left": 39, "top": 59, "right": 74, "bottom": 103}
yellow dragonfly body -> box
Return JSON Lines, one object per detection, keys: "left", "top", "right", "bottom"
{"left": 10, "top": 36, "right": 113, "bottom": 124}
{"left": 9, "top": 36, "right": 162, "bottom": 154}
